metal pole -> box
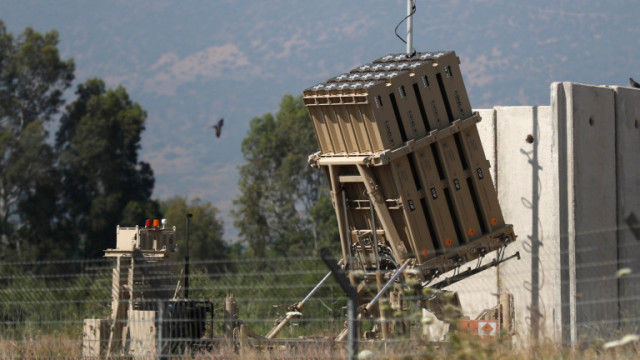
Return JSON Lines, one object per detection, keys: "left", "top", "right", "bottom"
{"left": 342, "top": 190, "right": 353, "bottom": 270}
{"left": 335, "top": 260, "right": 410, "bottom": 342}
{"left": 376, "top": 271, "right": 388, "bottom": 340}
{"left": 367, "top": 261, "right": 409, "bottom": 309}
{"left": 346, "top": 297, "right": 356, "bottom": 358}
{"left": 430, "top": 251, "right": 521, "bottom": 290}
{"left": 185, "top": 213, "right": 193, "bottom": 299}
{"left": 320, "top": 248, "right": 358, "bottom": 360}
{"left": 370, "top": 202, "right": 380, "bottom": 270}
{"left": 301, "top": 270, "right": 333, "bottom": 304}
{"left": 156, "top": 300, "right": 164, "bottom": 360}
{"left": 329, "top": 165, "right": 350, "bottom": 266}
{"left": 406, "top": 0, "right": 414, "bottom": 56}
{"left": 266, "top": 270, "right": 335, "bottom": 339}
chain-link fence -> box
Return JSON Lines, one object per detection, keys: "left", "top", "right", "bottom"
{"left": 0, "top": 239, "right": 639, "bottom": 359}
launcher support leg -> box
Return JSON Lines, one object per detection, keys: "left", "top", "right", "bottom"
{"left": 336, "top": 261, "right": 410, "bottom": 341}
{"left": 376, "top": 271, "right": 389, "bottom": 340}
{"left": 328, "top": 165, "right": 350, "bottom": 266}
{"left": 357, "top": 164, "right": 409, "bottom": 261}
{"left": 266, "top": 269, "right": 334, "bottom": 339}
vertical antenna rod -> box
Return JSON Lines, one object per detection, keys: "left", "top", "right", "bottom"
{"left": 406, "top": 0, "right": 414, "bottom": 56}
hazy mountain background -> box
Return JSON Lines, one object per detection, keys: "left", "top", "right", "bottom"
{"left": 2, "top": 0, "right": 638, "bottom": 241}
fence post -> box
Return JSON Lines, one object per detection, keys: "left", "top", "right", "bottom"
{"left": 320, "top": 248, "right": 358, "bottom": 360}
{"left": 156, "top": 300, "right": 163, "bottom": 360}
{"left": 225, "top": 294, "right": 237, "bottom": 339}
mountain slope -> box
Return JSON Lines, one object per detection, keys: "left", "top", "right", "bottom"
{"left": 2, "top": 0, "right": 638, "bottom": 240}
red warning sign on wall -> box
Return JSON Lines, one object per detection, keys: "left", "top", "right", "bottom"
{"left": 478, "top": 321, "right": 497, "bottom": 336}
{"left": 459, "top": 319, "right": 499, "bottom": 337}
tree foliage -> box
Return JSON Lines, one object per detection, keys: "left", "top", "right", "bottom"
{"left": 232, "top": 95, "right": 339, "bottom": 258}
{"left": 0, "top": 20, "right": 74, "bottom": 259}
{"left": 0, "top": 21, "right": 231, "bottom": 262}
{"left": 55, "top": 78, "right": 157, "bottom": 258}
{"left": 0, "top": 21, "right": 74, "bottom": 131}
{"left": 161, "top": 197, "right": 228, "bottom": 273}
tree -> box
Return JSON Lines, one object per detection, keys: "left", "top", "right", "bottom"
{"left": 161, "top": 197, "right": 228, "bottom": 273}
{"left": 232, "top": 94, "right": 339, "bottom": 258}
{"left": 56, "top": 78, "right": 155, "bottom": 258}
{"left": 0, "top": 21, "right": 74, "bottom": 259}
{"left": 8, "top": 120, "right": 73, "bottom": 262}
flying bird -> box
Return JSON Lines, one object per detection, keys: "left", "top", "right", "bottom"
{"left": 630, "top": 78, "right": 640, "bottom": 89}
{"left": 212, "top": 118, "right": 224, "bottom": 138}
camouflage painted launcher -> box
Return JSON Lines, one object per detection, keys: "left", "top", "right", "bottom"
{"left": 303, "top": 51, "right": 516, "bottom": 282}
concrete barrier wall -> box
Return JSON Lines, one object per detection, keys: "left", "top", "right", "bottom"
{"left": 611, "top": 86, "right": 640, "bottom": 332}
{"left": 466, "top": 82, "right": 640, "bottom": 346}
{"left": 475, "top": 109, "right": 497, "bottom": 184}
{"left": 493, "top": 105, "right": 564, "bottom": 346}
{"left": 555, "top": 82, "right": 618, "bottom": 344}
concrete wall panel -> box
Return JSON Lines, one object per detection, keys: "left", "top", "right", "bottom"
{"left": 439, "top": 83, "right": 635, "bottom": 346}
{"left": 446, "top": 268, "right": 499, "bottom": 322}
{"left": 563, "top": 82, "right": 618, "bottom": 342}
{"left": 494, "top": 106, "right": 561, "bottom": 345}
{"left": 475, "top": 109, "right": 497, "bottom": 184}
{"left": 550, "top": 82, "right": 572, "bottom": 344}
{"left": 611, "top": 86, "right": 640, "bottom": 330}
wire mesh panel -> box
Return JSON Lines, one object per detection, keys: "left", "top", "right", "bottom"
{"left": 0, "top": 253, "right": 638, "bottom": 359}
{"left": 0, "top": 259, "right": 112, "bottom": 359}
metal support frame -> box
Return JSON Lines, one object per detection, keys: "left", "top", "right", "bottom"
{"left": 367, "top": 261, "right": 410, "bottom": 308}
{"left": 370, "top": 202, "right": 380, "bottom": 270}
{"left": 357, "top": 164, "right": 409, "bottom": 261}
{"left": 335, "top": 260, "right": 410, "bottom": 342}
{"left": 265, "top": 270, "right": 334, "bottom": 339}
{"left": 430, "top": 251, "right": 520, "bottom": 290}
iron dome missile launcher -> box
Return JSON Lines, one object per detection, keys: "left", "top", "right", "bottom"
{"left": 303, "top": 51, "right": 516, "bottom": 283}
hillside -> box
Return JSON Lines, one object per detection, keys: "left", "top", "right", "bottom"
{"left": 2, "top": 0, "right": 638, "bottom": 240}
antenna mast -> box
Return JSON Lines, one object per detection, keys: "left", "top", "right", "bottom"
{"left": 406, "top": 0, "right": 415, "bottom": 56}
